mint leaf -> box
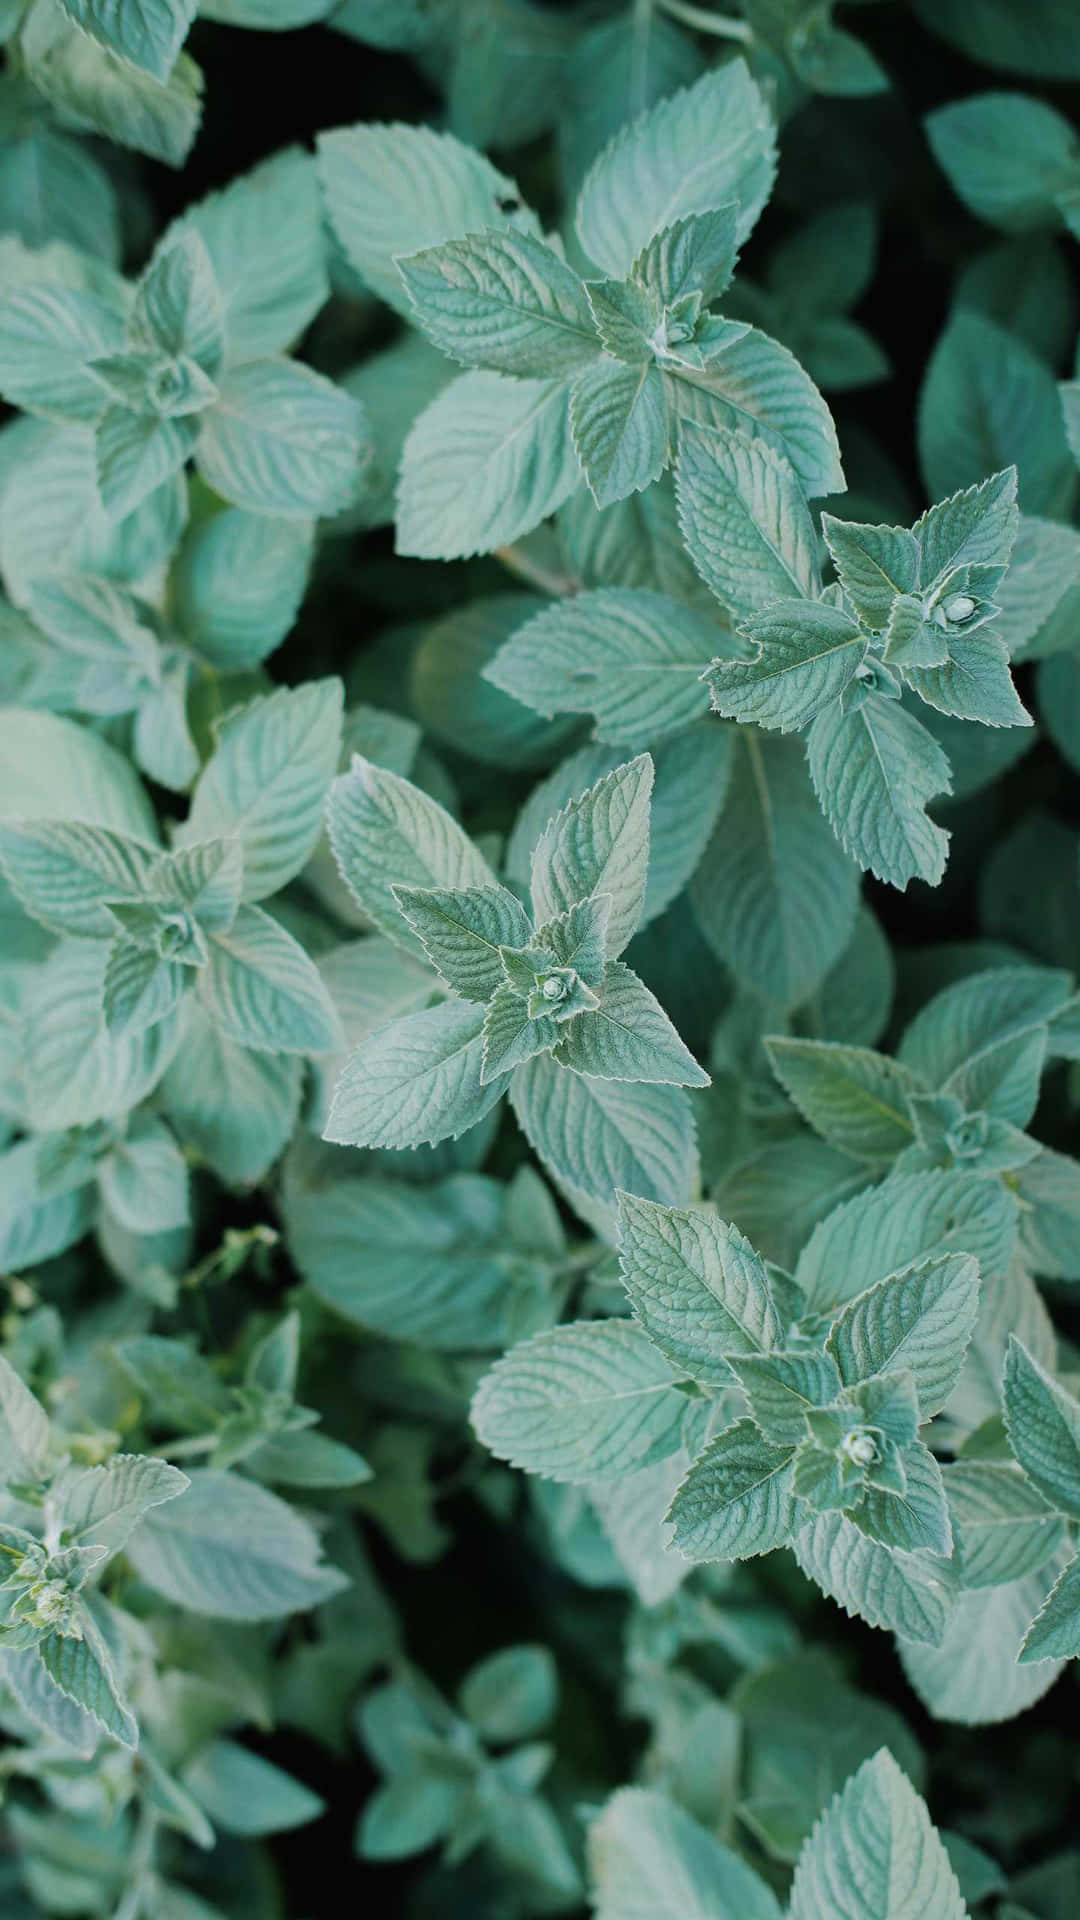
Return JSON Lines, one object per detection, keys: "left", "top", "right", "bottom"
{"left": 575, "top": 63, "right": 776, "bottom": 277}
{"left": 788, "top": 1750, "right": 967, "bottom": 1920}
{"left": 616, "top": 1192, "right": 781, "bottom": 1387}
{"left": 486, "top": 587, "right": 715, "bottom": 746}
{"left": 665, "top": 1419, "right": 800, "bottom": 1562}
{"left": 472, "top": 1320, "right": 687, "bottom": 1482}
{"left": 676, "top": 421, "right": 820, "bottom": 620}
{"left": 399, "top": 229, "right": 598, "bottom": 378}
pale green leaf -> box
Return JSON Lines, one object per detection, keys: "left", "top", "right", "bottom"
{"left": 399, "top": 229, "right": 597, "bottom": 378}
{"left": 788, "top": 1750, "right": 967, "bottom": 1920}
{"left": 201, "top": 906, "right": 344, "bottom": 1055}
{"left": 665, "top": 1418, "right": 799, "bottom": 1562}
{"left": 472, "top": 1319, "right": 687, "bottom": 1482}
{"left": 317, "top": 121, "right": 540, "bottom": 316}
{"left": 187, "top": 680, "right": 343, "bottom": 902}
{"left": 324, "top": 998, "right": 511, "bottom": 1148}
{"left": 764, "top": 1037, "right": 920, "bottom": 1162}
{"left": 397, "top": 371, "right": 579, "bottom": 560}
{"left": 1003, "top": 1336, "right": 1080, "bottom": 1517}
{"left": 126, "top": 1469, "right": 348, "bottom": 1620}
{"left": 711, "top": 600, "right": 867, "bottom": 732}
{"left": 807, "top": 690, "right": 952, "bottom": 890}
{"left": 511, "top": 1050, "right": 696, "bottom": 1209}
{"left": 485, "top": 587, "right": 715, "bottom": 746}
{"left": 530, "top": 752, "right": 653, "bottom": 957}
{"left": 616, "top": 1191, "right": 781, "bottom": 1387}
{"left": 589, "top": 1787, "right": 781, "bottom": 1920}
{"left": 575, "top": 62, "right": 776, "bottom": 276}
{"left": 197, "top": 360, "right": 367, "bottom": 520}
{"left": 691, "top": 731, "right": 858, "bottom": 1009}
{"left": 826, "top": 1252, "right": 981, "bottom": 1419}
{"left": 675, "top": 422, "right": 819, "bottom": 620}
{"left": 554, "top": 961, "right": 709, "bottom": 1086}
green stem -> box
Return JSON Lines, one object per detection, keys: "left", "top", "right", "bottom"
{"left": 655, "top": 0, "right": 753, "bottom": 41}
{"left": 495, "top": 544, "right": 578, "bottom": 598}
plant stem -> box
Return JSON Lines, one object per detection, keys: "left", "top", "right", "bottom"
{"left": 655, "top": 0, "right": 753, "bottom": 42}
{"left": 495, "top": 543, "right": 578, "bottom": 598}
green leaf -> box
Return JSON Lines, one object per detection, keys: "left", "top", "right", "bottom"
{"left": 530, "top": 752, "right": 653, "bottom": 958}
{"left": 553, "top": 962, "right": 709, "bottom": 1087}
{"left": 615, "top": 1192, "right": 782, "bottom": 1388}
{"left": 399, "top": 229, "right": 597, "bottom": 378}
{"left": 903, "top": 632, "right": 1031, "bottom": 730}
{"left": 571, "top": 356, "right": 669, "bottom": 508}
{"left": 392, "top": 883, "right": 533, "bottom": 1002}
{"left": 794, "top": 1511, "right": 957, "bottom": 1645}
{"left": 59, "top": 1452, "right": 188, "bottom": 1557}
{"left": 0, "top": 284, "right": 125, "bottom": 423}
{"left": 855, "top": 1442, "right": 953, "bottom": 1557}
{"left": 171, "top": 508, "right": 314, "bottom": 672}
{"left": 182, "top": 146, "right": 328, "bottom": 361}
{"left": 486, "top": 588, "right": 715, "bottom": 746}
{"left": 20, "top": 10, "right": 203, "bottom": 169}
{"left": 946, "top": 1461, "right": 1066, "bottom": 1587}
{"left": 764, "top": 1037, "right": 920, "bottom": 1162}
{"left": 665, "top": 1419, "right": 799, "bottom": 1562}
{"left": 98, "top": 1115, "right": 189, "bottom": 1230}
{"left": 0, "top": 819, "right": 156, "bottom": 938}
{"left": 575, "top": 62, "right": 776, "bottom": 276}
{"left": 327, "top": 756, "right": 496, "bottom": 956}
{"left": 57, "top": 0, "right": 197, "bottom": 82}
{"left": 821, "top": 515, "right": 919, "bottom": 628}
{"left": 827, "top": 1252, "right": 981, "bottom": 1419}
{"left": 131, "top": 226, "right": 223, "bottom": 374}
{"left": 411, "top": 591, "right": 579, "bottom": 770}
{"left": 1014, "top": 1146, "right": 1080, "bottom": 1280}
{"left": 182, "top": 1739, "right": 324, "bottom": 1836}
{"left": 317, "top": 121, "right": 540, "bottom": 316}
{"left": 691, "top": 731, "right": 858, "bottom": 1009}
{"left": 201, "top": 906, "right": 344, "bottom": 1055}
{"left": 899, "top": 1574, "right": 1066, "bottom": 1724}
{"left": 26, "top": 937, "right": 181, "bottom": 1130}
{"left": 788, "top": 1750, "right": 967, "bottom": 1920}
{"left": 511, "top": 1050, "right": 696, "bottom": 1210}
{"left": 675, "top": 422, "right": 819, "bottom": 621}
{"left": 589, "top": 1787, "right": 781, "bottom": 1920}
{"left": 807, "top": 690, "right": 952, "bottom": 890}
{"left": 187, "top": 680, "right": 343, "bottom": 902}
{"left": 665, "top": 324, "right": 844, "bottom": 499}
{"left": 325, "top": 998, "right": 511, "bottom": 1148}
{"left": 162, "top": 998, "right": 301, "bottom": 1186}
{"left": 38, "top": 1615, "right": 136, "bottom": 1750}
{"left": 711, "top": 600, "right": 867, "bottom": 732}
{"left": 918, "top": 311, "right": 1075, "bottom": 518}
{"left": 795, "top": 1168, "right": 1016, "bottom": 1318}
{"left": 397, "top": 371, "right": 579, "bottom": 559}
{"left": 733, "top": 1350, "right": 844, "bottom": 1447}
{"left": 126, "top": 1469, "right": 348, "bottom": 1620}
{"left": 926, "top": 93, "right": 1080, "bottom": 235}
{"left": 898, "top": 966, "right": 1070, "bottom": 1120}
{"left": 459, "top": 1645, "right": 557, "bottom": 1743}
{"left": 472, "top": 1319, "right": 687, "bottom": 1482}
{"left": 197, "top": 360, "right": 367, "bottom": 519}
{"left": 634, "top": 206, "right": 741, "bottom": 307}
{"left": 0, "top": 1355, "right": 51, "bottom": 1485}
{"left": 95, "top": 407, "right": 195, "bottom": 521}
{"left": 481, "top": 982, "right": 559, "bottom": 1081}
{"left": 1003, "top": 1336, "right": 1080, "bottom": 1518}
{"left": 286, "top": 1168, "right": 527, "bottom": 1350}
{"left": 1019, "top": 1549, "right": 1080, "bottom": 1662}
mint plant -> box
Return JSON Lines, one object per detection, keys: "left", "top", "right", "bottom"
{"left": 2, "top": 2, "right": 1080, "bottom": 1914}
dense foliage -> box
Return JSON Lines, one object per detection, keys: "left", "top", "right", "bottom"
{"left": 0, "top": 0, "right": 1079, "bottom": 1914}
